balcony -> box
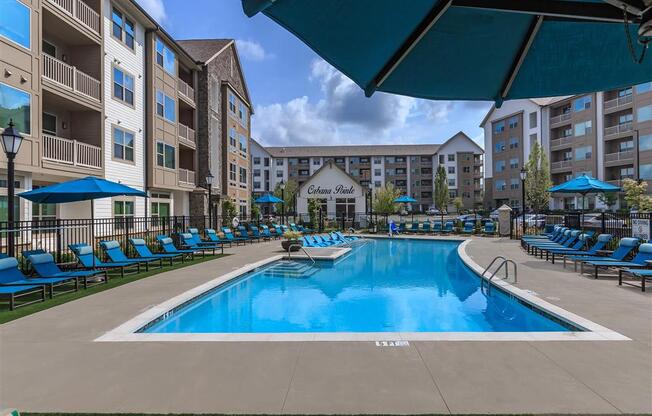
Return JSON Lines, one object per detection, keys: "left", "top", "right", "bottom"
{"left": 551, "top": 160, "right": 573, "bottom": 171}
{"left": 550, "top": 112, "right": 571, "bottom": 126}
{"left": 46, "top": 0, "right": 101, "bottom": 36}
{"left": 604, "top": 95, "right": 633, "bottom": 113}
{"left": 178, "top": 79, "right": 195, "bottom": 104}
{"left": 605, "top": 122, "right": 634, "bottom": 138}
{"left": 42, "top": 53, "right": 101, "bottom": 102}
{"left": 550, "top": 136, "right": 573, "bottom": 149}
{"left": 604, "top": 150, "right": 634, "bottom": 165}
{"left": 42, "top": 134, "right": 102, "bottom": 170}
{"left": 178, "top": 123, "right": 196, "bottom": 147}
{"left": 178, "top": 168, "right": 196, "bottom": 187}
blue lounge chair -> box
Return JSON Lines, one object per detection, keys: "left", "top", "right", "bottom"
{"left": 260, "top": 225, "right": 277, "bottom": 239}
{"left": 537, "top": 232, "right": 588, "bottom": 260}
{"left": 420, "top": 221, "right": 431, "bottom": 234}
{"left": 205, "top": 229, "right": 234, "bottom": 247}
{"left": 297, "top": 224, "right": 314, "bottom": 234}
{"left": 28, "top": 252, "right": 108, "bottom": 288}
{"left": 179, "top": 233, "right": 222, "bottom": 255}
{"left": 582, "top": 242, "right": 652, "bottom": 279}
{"left": 129, "top": 238, "right": 185, "bottom": 265}
{"left": 0, "top": 256, "right": 78, "bottom": 299}
{"left": 335, "top": 231, "right": 358, "bottom": 241}
{"left": 618, "top": 268, "right": 652, "bottom": 292}
{"left": 289, "top": 223, "right": 300, "bottom": 232}
{"left": 249, "top": 224, "right": 270, "bottom": 241}
{"left": 281, "top": 225, "right": 290, "bottom": 234}
{"left": 432, "top": 221, "right": 443, "bottom": 234}
{"left": 301, "top": 236, "right": 316, "bottom": 247}
{"left": 222, "top": 227, "right": 248, "bottom": 245}
{"left": 522, "top": 225, "right": 564, "bottom": 241}
{"left": 483, "top": 222, "right": 496, "bottom": 236}
{"left": 305, "top": 236, "right": 328, "bottom": 247}
{"left": 188, "top": 228, "right": 226, "bottom": 248}
{"left": 406, "top": 221, "right": 419, "bottom": 233}
{"left": 442, "top": 221, "right": 454, "bottom": 234}
{"left": 100, "top": 240, "right": 162, "bottom": 271}
{"left": 0, "top": 258, "right": 47, "bottom": 310}
{"left": 156, "top": 236, "right": 196, "bottom": 260}
{"left": 314, "top": 235, "right": 337, "bottom": 246}
{"left": 69, "top": 244, "right": 140, "bottom": 277}
{"left": 237, "top": 225, "right": 260, "bottom": 243}
{"left": 462, "top": 221, "right": 475, "bottom": 234}
{"left": 567, "top": 237, "right": 639, "bottom": 272}
{"left": 528, "top": 230, "right": 580, "bottom": 255}
{"left": 398, "top": 222, "right": 407, "bottom": 233}
{"left": 273, "top": 224, "right": 284, "bottom": 237}
{"left": 552, "top": 234, "right": 613, "bottom": 266}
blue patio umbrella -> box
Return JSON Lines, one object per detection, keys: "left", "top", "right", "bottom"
{"left": 241, "top": 0, "right": 652, "bottom": 106}
{"left": 548, "top": 174, "right": 621, "bottom": 225}
{"left": 19, "top": 177, "right": 146, "bottom": 266}
{"left": 254, "top": 193, "right": 284, "bottom": 204}
{"left": 394, "top": 195, "right": 418, "bottom": 203}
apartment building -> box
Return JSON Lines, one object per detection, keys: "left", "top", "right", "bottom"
{"left": 251, "top": 132, "right": 484, "bottom": 213}
{"left": 178, "top": 39, "right": 253, "bottom": 218}
{"left": 482, "top": 83, "right": 652, "bottom": 210}
{"left": 0, "top": 0, "right": 203, "bottom": 223}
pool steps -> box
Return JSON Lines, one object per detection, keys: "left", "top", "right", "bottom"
{"left": 262, "top": 260, "right": 319, "bottom": 278}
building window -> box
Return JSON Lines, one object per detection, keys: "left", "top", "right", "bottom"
{"left": 640, "top": 164, "right": 652, "bottom": 180}
{"left": 156, "top": 90, "right": 175, "bottom": 122}
{"left": 0, "top": 0, "right": 30, "bottom": 49}
{"left": 508, "top": 116, "right": 519, "bottom": 129}
{"left": 373, "top": 169, "right": 381, "bottom": 176}
{"left": 510, "top": 179, "right": 519, "bottom": 190}
{"left": 448, "top": 154, "right": 455, "bottom": 162}
{"left": 573, "top": 95, "right": 592, "bottom": 112}
{"left": 239, "top": 134, "right": 247, "bottom": 152}
{"left": 530, "top": 133, "right": 537, "bottom": 149}
{"left": 313, "top": 158, "right": 321, "bottom": 166}
{"left": 574, "top": 120, "right": 592, "bottom": 137}
{"left": 113, "top": 200, "right": 134, "bottom": 229}
{"left": 276, "top": 170, "right": 283, "bottom": 178}
{"left": 0, "top": 82, "right": 30, "bottom": 134}
{"left": 509, "top": 137, "right": 519, "bottom": 149}
{"left": 298, "top": 169, "right": 309, "bottom": 176}
{"left": 529, "top": 112, "right": 537, "bottom": 128}
{"left": 264, "top": 157, "right": 270, "bottom": 167}
{"left": 620, "top": 167, "right": 634, "bottom": 179}
{"left": 151, "top": 199, "right": 170, "bottom": 218}
{"left": 448, "top": 179, "right": 456, "bottom": 187}
{"left": 495, "top": 180, "right": 506, "bottom": 191}
{"left": 253, "top": 157, "right": 260, "bottom": 165}
{"left": 111, "top": 8, "right": 135, "bottom": 49}
{"left": 113, "top": 67, "right": 134, "bottom": 106}
{"left": 253, "top": 169, "right": 261, "bottom": 177}
{"left": 637, "top": 105, "right": 652, "bottom": 123}
{"left": 155, "top": 37, "right": 175, "bottom": 75}
{"left": 275, "top": 159, "right": 284, "bottom": 166}
{"left": 113, "top": 127, "right": 134, "bottom": 162}
{"left": 639, "top": 134, "right": 652, "bottom": 151}
{"left": 335, "top": 157, "right": 346, "bottom": 163}
{"left": 228, "top": 128, "right": 237, "bottom": 148}
{"left": 229, "top": 163, "right": 237, "bottom": 181}
{"left": 619, "top": 140, "right": 634, "bottom": 152}
{"left": 494, "top": 121, "right": 505, "bottom": 133}
{"left": 636, "top": 82, "right": 652, "bottom": 94}
{"left": 42, "top": 112, "right": 56, "bottom": 135}
{"left": 575, "top": 145, "right": 592, "bottom": 161}
{"left": 510, "top": 158, "right": 519, "bottom": 169}
{"left": 396, "top": 168, "right": 406, "bottom": 174}
{"left": 618, "top": 87, "right": 633, "bottom": 97}
{"left": 239, "top": 167, "right": 247, "bottom": 184}
{"left": 238, "top": 102, "right": 248, "bottom": 127}
{"left": 448, "top": 166, "right": 455, "bottom": 174}
{"left": 494, "top": 141, "right": 505, "bottom": 153}
{"left": 156, "top": 141, "right": 175, "bottom": 169}
{"left": 495, "top": 160, "right": 505, "bottom": 172}
{"left": 228, "top": 93, "right": 236, "bottom": 114}
{"left": 42, "top": 40, "right": 56, "bottom": 57}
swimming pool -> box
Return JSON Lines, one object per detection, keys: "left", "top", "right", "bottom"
{"left": 141, "top": 239, "right": 577, "bottom": 334}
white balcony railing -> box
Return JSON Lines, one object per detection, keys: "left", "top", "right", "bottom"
{"left": 47, "top": 0, "right": 101, "bottom": 35}
{"left": 604, "top": 95, "right": 633, "bottom": 110}
{"left": 550, "top": 112, "right": 571, "bottom": 125}
{"left": 551, "top": 160, "right": 573, "bottom": 170}
{"left": 550, "top": 136, "right": 573, "bottom": 148}
{"left": 178, "top": 79, "right": 195, "bottom": 102}
{"left": 605, "top": 121, "right": 634, "bottom": 137}
{"left": 178, "top": 168, "right": 195, "bottom": 186}
{"left": 604, "top": 150, "right": 634, "bottom": 163}
{"left": 42, "top": 53, "right": 101, "bottom": 102}
{"left": 178, "top": 123, "right": 195, "bottom": 143}
{"left": 42, "top": 134, "right": 102, "bottom": 169}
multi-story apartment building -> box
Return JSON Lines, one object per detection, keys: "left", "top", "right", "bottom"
{"left": 482, "top": 83, "right": 652, "bottom": 210}
{"left": 178, "top": 39, "right": 253, "bottom": 218}
{"left": 251, "top": 132, "right": 484, "bottom": 213}
{"left": 0, "top": 0, "right": 204, "bottom": 223}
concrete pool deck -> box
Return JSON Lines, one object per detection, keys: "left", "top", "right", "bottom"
{"left": 1, "top": 236, "right": 651, "bottom": 414}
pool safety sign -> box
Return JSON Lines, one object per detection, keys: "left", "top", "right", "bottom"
{"left": 632, "top": 218, "right": 651, "bottom": 241}
{"left": 375, "top": 341, "right": 409, "bottom": 347}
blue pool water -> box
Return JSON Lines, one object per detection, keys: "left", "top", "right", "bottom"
{"left": 143, "top": 239, "right": 574, "bottom": 333}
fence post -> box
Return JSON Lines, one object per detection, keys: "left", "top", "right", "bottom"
{"left": 341, "top": 214, "right": 345, "bottom": 231}
{"left": 601, "top": 212, "right": 606, "bottom": 234}
{"left": 56, "top": 218, "right": 63, "bottom": 263}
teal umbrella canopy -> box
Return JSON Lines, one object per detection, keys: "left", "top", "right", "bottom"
{"left": 394, "top": 195, "right": 418, "bottom": 203}
{"left": 254, "top": 193, "right": 284, "bottom": 204}
{"left": 548, "top": 174, "right": 621, "bottom": 195}
{"left": 19, "top": 176, "right": 146, "bottom": 204}
{"left": 241, "top": 0, "right": 652, "bottom": 105}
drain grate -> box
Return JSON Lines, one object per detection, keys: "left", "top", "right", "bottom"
{"left": 375, "top": 340, "right": 410, "bottom": 347}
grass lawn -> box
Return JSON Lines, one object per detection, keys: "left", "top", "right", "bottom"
{"left": 0, "top": 254, "right": 229, "bottom": 324}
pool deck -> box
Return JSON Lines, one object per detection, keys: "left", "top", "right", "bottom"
{"left": 1, "top": 236, "right": 651, "bottom": 414}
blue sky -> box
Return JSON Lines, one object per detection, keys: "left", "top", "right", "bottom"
{"left": 137, "top": 0, "right": 492, "bottom": 147}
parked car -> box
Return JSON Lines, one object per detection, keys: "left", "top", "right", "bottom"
{"left": 426, "top": 207, "right": 443, "bottom": 216}
{"left": 581, "top": 213, "right": 629, "bottom": 228}
{"left": 457, "top": 214, "right": 492, "bottom": 225}
{"left": 513, "top": 214, "right": 546, "bottom": 228}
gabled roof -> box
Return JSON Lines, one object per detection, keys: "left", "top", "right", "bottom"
{"left": 297, "top": 160, "right": 362, "bottom": 194}
{"left": 177, "top": 39, "right": 233, "bottom": 64}
{"left": 479, "top": 96, "right": 573, "bottom": 127}
{"left": 437, "top": 131, "right": 484, "bottom": 153}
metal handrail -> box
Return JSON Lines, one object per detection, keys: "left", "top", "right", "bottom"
{"left": 287, "top": 244, "right": 316, "bottom": 266}
{"left": 481, "top": 256, "right": 518, "bottom": 291}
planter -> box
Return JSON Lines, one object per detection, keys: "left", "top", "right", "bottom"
{"left": 282, "top": 239, "right": 303, "bottom": 252}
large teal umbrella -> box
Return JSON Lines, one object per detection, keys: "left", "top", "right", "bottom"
{"left": 548, "top": 174, "right": 621, "bottom": 226}
{"left": 394, "top": 195, "right": 418, "bottom": 203}
{"left": 242, "top": 0, "right": 652, "bottom": 105}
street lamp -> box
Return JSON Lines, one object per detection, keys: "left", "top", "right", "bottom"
{"left": 279, "top": 180, "right": 285, "bottom": 225}
{"left": 367, "top": 182, "right": 373, "bottom": 215}
{"left": 1, "top": 120, "right": 24, "bottom": 257}
{"left": 205, "top": 171, "right": 214, "bottom": 229}
{"left": 520, "top": 167, "right": 527, "bottom": 236}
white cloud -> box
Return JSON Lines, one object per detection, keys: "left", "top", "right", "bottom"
{"left": 236, "top": 39, "right": 273, "bottom": 61}
{"left": 137, "top": 0, "right": 167, "bottom": 23}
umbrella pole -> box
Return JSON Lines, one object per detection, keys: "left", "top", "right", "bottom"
{"left": 91, "top": 199, "right": 95, "bottom": 269}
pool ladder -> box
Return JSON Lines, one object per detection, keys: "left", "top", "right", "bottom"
{"left": 480, "top": 256, "right": 518, "bottom": 291}
{"left": 287, "top": 244, "right": 316, "bottom": 266}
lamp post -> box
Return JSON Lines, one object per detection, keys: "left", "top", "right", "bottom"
{"left": 367, "top": 182, "right": 373, "bottom": 215}
{"left": 205, "top": 171, "right": 214, "bottom": 229}
{"left": 520, "top": 167, "right": 527, "bottom": 236}
{"left": 279, "top": 180, "right": 285, "bottom": 225}
{"left": 1, "top": 120, "right": 24, "bottom": 257}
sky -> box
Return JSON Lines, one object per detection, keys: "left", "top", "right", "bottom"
{"left": 136, "top": 0, "right": 493, "bottom": 148}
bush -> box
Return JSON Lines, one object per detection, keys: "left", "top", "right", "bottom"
{"left": 283, "top": 231, "right": 302, "bottom": 240}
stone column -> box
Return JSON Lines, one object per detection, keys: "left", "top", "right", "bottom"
{"left": 498, "top": 204, "right": 512, "bottom": 237}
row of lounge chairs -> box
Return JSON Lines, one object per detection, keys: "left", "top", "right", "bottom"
{"left": 390, "top": 220, "right": 496, "bottom": 235}
{"left": 522, "top": 225, "right": 652, "bottom": 291}
{"left": 301, "top": 232, "right": 358, "bottom": 248}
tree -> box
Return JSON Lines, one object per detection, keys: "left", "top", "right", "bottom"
{"left": 452, "top": 197, "right": 464, "bottom": 213}
{"left": 308, "top": 198, "right": 319, "bottom": 227}
{"left": 250, "top": 200, "right": 261, "bottom": 220}
{"left": 221, "top": 199, "right": 237, "bottom": 224}
{"left": 372, "top": 183, "right": 401, "bottom": 215}
{"left": 434, "top": 165, "right": 449, "bottom": 212}
{"left": 622, "top": 179, "right": 652, "bottom": 211}
{"left": 273, "top": 179, "right": 298, "bottom": 214}
{"left": 597, "top": 192, "right": 618, "bottom": 212}
{"left": 524, "top": 142, "right": 552, "bottom": 213}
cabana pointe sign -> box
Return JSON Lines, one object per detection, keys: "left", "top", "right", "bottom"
{"left": 306, "top": 184, "right": 355, "bottom": 196}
